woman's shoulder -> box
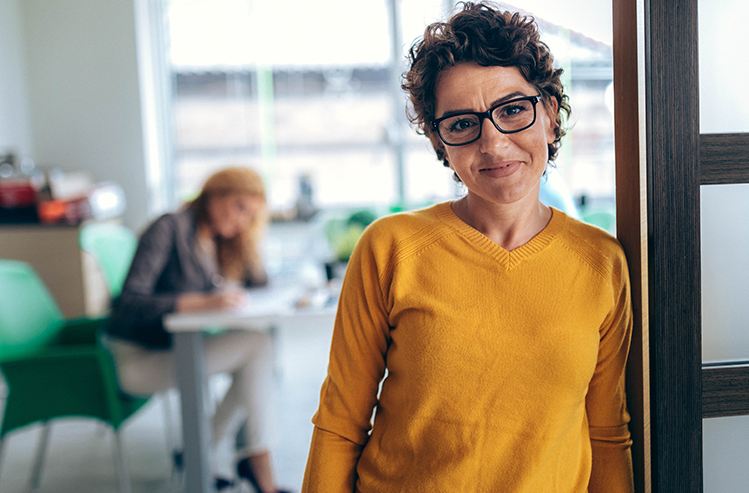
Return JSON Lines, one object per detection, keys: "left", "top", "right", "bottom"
{"left": 137, "top": 209, "right": 196, "bottom": 248}
{"left": 363, "top": 202, "right": 452, "bottom": 244}
{"left": 554, "top": 209, "right": 628, "bottom": 277}
{"left": 140, "top": 209, "right": 192, "bottom": 235}
{"left": 349, "top": 203, "right": 453, "bottom": 280}
{"left": 555, "top": 209, "right": 618, "bottom": 246}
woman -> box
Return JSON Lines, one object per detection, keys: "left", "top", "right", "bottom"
{"left": 303, "top": 3, "right": 633, "bottom": 493}
{"left": 106, "top": 167, "right": 287, "bottom": 493}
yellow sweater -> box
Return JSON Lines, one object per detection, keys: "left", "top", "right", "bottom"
{"left": 304, "top": 202, "right": 633, "bottom": 493}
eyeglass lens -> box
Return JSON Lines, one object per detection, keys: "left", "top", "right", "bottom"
{"left": 437, "top": 98, "right": 537, "bottom": 145}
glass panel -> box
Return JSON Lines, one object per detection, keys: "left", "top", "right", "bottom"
{"left": 700, "top": 5, "right": 749, "bottom": 491}
{"left": 699, "top": 0, "right": 749, "bottom": 133}
{"left": 167, "top": 0, "right": 407, "bottom": 212}
{"left": 701, "top": 184, "right": 749, "bottom": 363}
{"left": 704, "top": 415, "right": 749, "bottom": 492}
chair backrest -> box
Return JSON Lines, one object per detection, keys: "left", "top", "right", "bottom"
{"left": 0, "top": 260, "right": 65, "bottom": 359}
{"left": 78, "top": 223, "right": 138, "bottom": 297}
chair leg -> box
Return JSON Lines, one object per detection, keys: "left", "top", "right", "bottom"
{"left": 161, "top": 391, "right": 176, "bottom": 462}
{"left": 29, "top": 422, "right": 50, "bottom": 491}
{"left": 162, "top": 390, "right": 184, "bottom": 489}
{"left": 113, "top": 429, "right": 132, "bottom": 493}
{"left": 0, "top": 436, "right": 6, "bottom": 487}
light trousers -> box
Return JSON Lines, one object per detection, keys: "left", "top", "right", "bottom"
{"left": 105, "top": 330, "right": 277, "bottom": 456}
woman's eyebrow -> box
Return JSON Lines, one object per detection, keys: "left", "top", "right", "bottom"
{"left": 490, "top": 91, "right": 529, "bottom": 107}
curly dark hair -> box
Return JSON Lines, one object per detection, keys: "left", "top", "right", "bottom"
{"left": 402, "top": 2, "right": 571, "bottom": 169}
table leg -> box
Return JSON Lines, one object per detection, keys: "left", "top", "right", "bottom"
{"left": 174, "top": 332, "right": 212, "bottom": 493}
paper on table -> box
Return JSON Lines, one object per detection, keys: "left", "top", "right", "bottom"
{"left": 164, "top": 284, "right": 334, "bottom": 333}
{"left": 240, "top": 285, "right": 302, "bottom": 315}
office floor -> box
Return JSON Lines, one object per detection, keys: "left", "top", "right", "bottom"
{"left": 0, "top": 316, "right": 335, "bottom": 493}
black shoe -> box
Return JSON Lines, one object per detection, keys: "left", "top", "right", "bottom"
{"left": 175, "top": 449, "right": 235, "bottom": 491}
{"left": 173, "top": 449, "right": 184, "bottom": 471}
{"left": 236, "top": 457, "right": 262, "bottom": 492}
{"left": 236, "top": 458, "right": 292, "bottom": 493}
{"left": 214, "top": 476, "right": 235, "bottom": 491}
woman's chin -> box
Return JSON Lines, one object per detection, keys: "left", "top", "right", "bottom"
{"left": 221, "top": 232, "right": 238, "bottom": 240}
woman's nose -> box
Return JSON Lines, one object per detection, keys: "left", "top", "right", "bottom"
{"left": 478, "top": 117, "right": 512, "bottom": 153}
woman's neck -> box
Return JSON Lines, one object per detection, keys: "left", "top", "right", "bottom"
{"left": 451, "top": 195, "right": 552, "bottom": 251}
{"left": 196, "top": 222, "right": 217, "bottom": 248}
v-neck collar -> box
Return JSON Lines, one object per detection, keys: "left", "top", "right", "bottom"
{"left": 434, "top": 201, "right": 567, "bottom": 270}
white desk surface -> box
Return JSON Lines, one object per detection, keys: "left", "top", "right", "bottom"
{"left": 164, "top": 284, "right": 338, "bottom": 333}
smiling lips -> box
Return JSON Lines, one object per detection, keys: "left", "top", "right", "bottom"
{"left": 479, "top": 161, "right": 521, "bottom": 177}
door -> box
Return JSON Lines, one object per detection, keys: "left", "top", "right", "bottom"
{"left": 613, "top": 0, "right": 749, "bottom": 491}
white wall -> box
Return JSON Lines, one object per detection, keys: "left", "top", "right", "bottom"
{"left": 18, "top": 0, "right": 152, "bottom": 229}
{"left": 0, "top": 0, "right": 32, "bottom": 156}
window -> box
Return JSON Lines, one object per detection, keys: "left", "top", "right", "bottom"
{"left": 163, "top": 0, "right": 614, "bottom": 226}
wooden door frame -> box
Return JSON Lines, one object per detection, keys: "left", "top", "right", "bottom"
{"left": 613, "top": 0, "right": 702, "bottom": 492}
{"left": 614, "top": 0, "right": 702, "bottom": 491}
{"left": 612, "top": 0, "right": 651, "bottom": 490}
{"left": 641, "top": 0, "right": 703, "bottom": 491}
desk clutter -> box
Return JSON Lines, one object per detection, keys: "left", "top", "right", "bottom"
{"left": 294, "top": 280, "right": 340, "bottom": 310}
{"left": 162, "top": 281, "right": 339, "bottom": 336}
{"left": 0, "top": 150, "right": 125, "bottom": 225}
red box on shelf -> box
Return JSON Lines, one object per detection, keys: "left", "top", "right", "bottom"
{"left": 0, "top": 178, "right": 37, "bottom": 208}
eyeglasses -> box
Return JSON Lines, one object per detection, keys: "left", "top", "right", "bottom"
{"left": 431, "top": 95, "right": 543, "bottom": 146}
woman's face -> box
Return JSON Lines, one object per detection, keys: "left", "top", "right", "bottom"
{"left": 434, "top": 62, "right": 557, "bottom": 208}
{"left": 207, "top": 192, "right": 264, "bottom": 239}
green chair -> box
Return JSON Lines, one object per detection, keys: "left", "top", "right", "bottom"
{"left": 80, "top": 223, "right": 179, "bottom": 480}
{"left": 78, "top": 223, "right": 138, "bottom": 298}
{"left": 582, "top": 210, "right": 616, "bottom": 235}
{"left": 78, "top": 222, "right": 179, "bottom": 475}
{"left": 0, "top": 259, "right": 148, "bottom": 493}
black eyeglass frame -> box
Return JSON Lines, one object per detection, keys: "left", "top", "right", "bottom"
{"left": 430, "top": 95, "right": 543, "bottom": 147}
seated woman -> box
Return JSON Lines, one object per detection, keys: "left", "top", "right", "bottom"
{"left": 105, "top": 167, "right": 288, "bottom": 493}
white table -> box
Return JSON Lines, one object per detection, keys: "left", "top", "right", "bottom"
{"left": 164, "top": 284, "right": 337, "bottom": 493}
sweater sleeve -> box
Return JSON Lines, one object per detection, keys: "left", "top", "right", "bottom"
{"left": 302, "top": 428, "right": 362, "bottom": 493}
{"left": 587, "top": 249, "right": 635, "bottom": 493}
{"left": 302, "top": 225, "right": 392, "bottom": 493}
{"left": 109, "top": 215, "right": 180, "bottom": 346}
{"left": 243, "top": 263, "right": 269, "bottom": 288}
